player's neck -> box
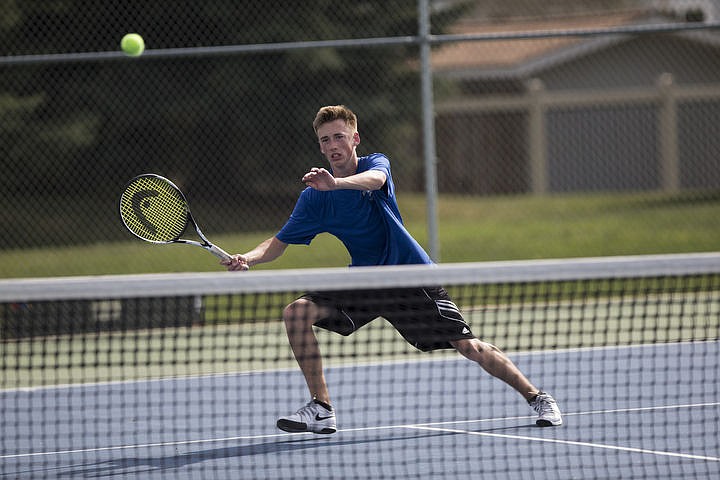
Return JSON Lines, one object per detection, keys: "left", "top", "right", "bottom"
{"left": 332, "top": 155, "right": 359, "bottom": 178}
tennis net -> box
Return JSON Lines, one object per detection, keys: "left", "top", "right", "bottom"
{"left": 1, "top": 253, "right": 719, "bottom": 479}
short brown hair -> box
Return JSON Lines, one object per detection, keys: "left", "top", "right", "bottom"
{"left": 313, "top": 105, "right": 357, "bottom": 134}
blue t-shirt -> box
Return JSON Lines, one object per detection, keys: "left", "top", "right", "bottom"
{"left": 276, "top": 153, "right": 433, "bottom": 266}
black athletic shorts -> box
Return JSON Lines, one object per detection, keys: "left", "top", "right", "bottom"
{"left": 301, "top": 287, "right": 475, "bottom": 352}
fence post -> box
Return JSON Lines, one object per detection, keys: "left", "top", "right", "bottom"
{"left": 527, "top": 78, "right": 548, "bottom": 194}
{"left": 418, "top": 0, "right": 440, "bottom": 261}
{"left": 658, "top": 72, "right": 680, "bottom": 192}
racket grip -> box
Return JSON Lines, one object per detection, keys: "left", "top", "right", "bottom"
{"left": 208, "top": 244, "right": 232, "bottom": 261}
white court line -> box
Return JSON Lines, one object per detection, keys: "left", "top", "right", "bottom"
{"left": 403, "top": 425, "right": 720, "bottom": 463}
{"left": 3, "top": 401, "right": 718, "bottom": 461}
{"left": 400, "top": 401, "right": 720, "bottom": 464}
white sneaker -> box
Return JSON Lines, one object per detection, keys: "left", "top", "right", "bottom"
{"left": 277, "top": 399, "right": 337, "bottom": 434}
{"left": 529, "top": 392, "right": 563, "bottom": 426}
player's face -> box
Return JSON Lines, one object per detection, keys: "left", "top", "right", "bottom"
{"left": 317, "top": 119, "right": 360, "bottom": 175}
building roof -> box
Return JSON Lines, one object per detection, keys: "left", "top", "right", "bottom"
{"left": 431, "top": 10, "right": 667, "bottom": 79}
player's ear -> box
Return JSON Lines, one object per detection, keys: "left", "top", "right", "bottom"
{"left": 353, "top": 132, "right": 360, "bottom": 146}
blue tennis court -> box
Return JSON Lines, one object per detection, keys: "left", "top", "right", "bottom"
{"left": 2, "top": 341, "right": 718, "bottom": 479}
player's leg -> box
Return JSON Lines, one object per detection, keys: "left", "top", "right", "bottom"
{"left": 286, "top": 289, "right": 379, "bottom": 400}
{"left": 450, "top": 338, "right": 536, "bottom": 398}
{"left": 277, "top": 297, "right": 337, "bottom": 434}
{"left": 278, "top": 289, "right": 407, "bottom": 434}
{"left": 451, "top": 338, "right": 562, "bottom": 426}
{"left": 282, "top": 297, "right": 331, "bottom": 403}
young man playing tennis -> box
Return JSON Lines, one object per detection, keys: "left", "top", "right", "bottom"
{"left": 223, "top": 105, "right": 562, "bottom": 433}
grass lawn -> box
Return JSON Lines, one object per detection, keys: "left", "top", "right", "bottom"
{"left": 1, "top": 191, "right": 718, "bottom": 278}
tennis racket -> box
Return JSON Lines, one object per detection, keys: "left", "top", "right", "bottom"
{"left": 119, "top": 173, "right": 231, "bottom": 261}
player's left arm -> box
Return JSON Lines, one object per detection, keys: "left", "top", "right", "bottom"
{"left": 303, "top": 167, "right": 386, "bottom": 191}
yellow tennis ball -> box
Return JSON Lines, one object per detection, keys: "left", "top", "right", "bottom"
{"left": 121, "top": 33, "right": 145, "bottom": 57}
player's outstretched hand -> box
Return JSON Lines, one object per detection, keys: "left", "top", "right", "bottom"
{"left": 302, "top": 167, "right": 337, "bottom": 191}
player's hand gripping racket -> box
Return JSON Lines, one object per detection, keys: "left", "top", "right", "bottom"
{"left": 119, "top": 174, "right": 231, "bottom": 261}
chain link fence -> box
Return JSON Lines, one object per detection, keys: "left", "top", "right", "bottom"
{"left": 2, "top": 0, "right": 719, "bottom": 275}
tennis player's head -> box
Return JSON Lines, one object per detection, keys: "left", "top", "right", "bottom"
{"left": 314, "top": 105, "right": 361, "bottom": 172}
{"left": 313, "top": 105, "right": 358, "bottom": 135}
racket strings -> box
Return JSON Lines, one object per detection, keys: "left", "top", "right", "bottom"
{"left": 120, "top": 176, "right": 189, "bottom": 243}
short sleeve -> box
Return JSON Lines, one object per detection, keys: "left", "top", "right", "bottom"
{"left": 276, "top": 188, "right": 323, "bottom": 245}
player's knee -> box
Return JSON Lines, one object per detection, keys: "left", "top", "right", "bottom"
{"left": 283, "top": 299, "right": 317, "bottom": 327}
{"left": 452, "top": 338, "right": 501, "bottom": 361}
{"left": 452, "top": 338, "right": 479, "bottom": 355}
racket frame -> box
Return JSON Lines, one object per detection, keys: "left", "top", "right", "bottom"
{"left": 120, "top": 174, "right": 232, "bottom": 261}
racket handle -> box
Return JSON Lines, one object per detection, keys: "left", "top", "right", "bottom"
{"left": 208, "top": 244, "right": 232, "bottom": 261}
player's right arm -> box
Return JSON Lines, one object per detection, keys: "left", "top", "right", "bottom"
{"left": 223, "top": 236, "right": 288, "bottom": 271}
{"left": 302, "top": 167, "right": 386, "bottom": 192}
